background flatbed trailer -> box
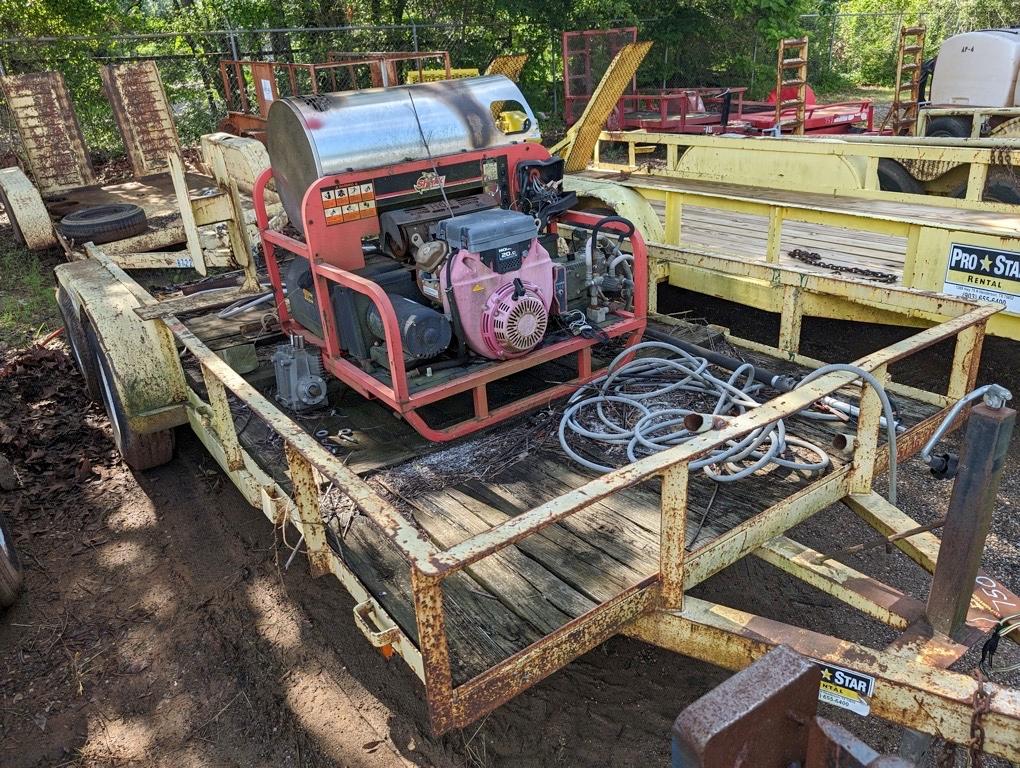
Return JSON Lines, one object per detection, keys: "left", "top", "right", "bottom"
{"left": 571, "top": 130, "right": 1020, "bottom": 343}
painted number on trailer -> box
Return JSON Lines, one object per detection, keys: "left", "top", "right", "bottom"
{"left": 814, "top": 661, "right": 875, "bottom": 717}
{"left": 975, "top": 574, "right": 1017, "bottom": 616}
{"left": 942, "top": 243, "right": 1020, "bottom": 314}
{"left": 175, "top": 257, "right": 194, "bottom": 268}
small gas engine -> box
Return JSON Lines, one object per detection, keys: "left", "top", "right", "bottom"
{"left": 255, "top": 75, "right": 648, "bottom": 440}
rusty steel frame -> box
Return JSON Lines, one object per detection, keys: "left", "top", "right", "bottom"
{"left": 631, "top": 596, "right": 1020, "bottom": 760}
{"left": 122, "top": 246, "right": 1020, "bottom": 756}
{"left": 561, "top": 27, "right": 639, "bottom": 125}
{"left": 672, "top": 645, "right": 915, "bottom": 767}
{"left": 219, "top": 58, "right": 384, "bottom": 120}
{"left": 67, "top": 145, "right": 1020, "bottom": 754}
{"left": 218, "top": 52, "right": 453, "bottom": 138}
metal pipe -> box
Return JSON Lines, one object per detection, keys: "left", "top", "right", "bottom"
{"left": 641, "top": 327, "right": 796, "bottom": 391}
{"left": 774, "top": 133, "right": 1020, "bottom": 150}
{"left": 920, "top": 383, "right": 1012, "bottom": 465}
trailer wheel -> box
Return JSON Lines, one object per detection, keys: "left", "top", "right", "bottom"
{"left": 85, "top": 324, "right": 175, "bottom": 471}
{"left": 0, "top": 507, "right": 23, "bottom": 609}
{"left": 58, "top": 204, "right": 148, "bottom": 245}
{"left": 981, "top": 168, "right": 1020, "bottom": 204}
{"left": 925, "top": 116, "right": 971, "bottom": 138}
{"left": 949, "top": 168, "right": 1020, "bottom": 204}
{"left": 56, "top": 288, "right": 101, "bottom": 402}
{"left": 877, "top": 160, "right": 924, "bottom": 195}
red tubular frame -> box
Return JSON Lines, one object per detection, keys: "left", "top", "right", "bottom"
{"left": 615, "top": 89, "right": 873, "bottom": 135}
{"left": 254, "top": 166, "right": 648, "bottom": 442}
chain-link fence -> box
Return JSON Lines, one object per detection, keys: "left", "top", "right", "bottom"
{"left": 0, "top": 13, "right": 963, "bottom": 163}
{"left": 0, "top": 23, "right": 540, "bottom": 160}
{"left": 799, "top": 12, "right": 924, "bottom": 93}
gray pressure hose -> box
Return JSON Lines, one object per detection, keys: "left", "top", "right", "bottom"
{"left": 559, "top": 344, "right": 897, "bottom": 502}
{"left": 559, "top": 342, "right": 831, "bottom": 481}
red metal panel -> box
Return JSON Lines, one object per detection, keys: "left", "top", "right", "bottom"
{"left": 249, "top": 62, "right": 280, "bottom": 119}
{"left": 562, "top": 27, "right": 638, "bottom": 124}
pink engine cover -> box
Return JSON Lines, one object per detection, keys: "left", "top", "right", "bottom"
{"left": 440, "top": 239, "right": 555, "bottom": 360}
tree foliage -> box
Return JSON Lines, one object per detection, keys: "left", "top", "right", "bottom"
{"left": 1, "top": 0, "right": 1014, "bottom": 153}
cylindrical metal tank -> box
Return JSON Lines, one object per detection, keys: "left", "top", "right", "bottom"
{"left": 266, "top": 75, "right": 541, "bottom": 231}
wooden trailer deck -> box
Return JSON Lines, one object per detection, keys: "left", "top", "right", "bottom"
{"left": 178, "top": 311, "right": 939, "bottom": 686}
{"left": 573, "top": 169, "right": 1020, "bottom": 285}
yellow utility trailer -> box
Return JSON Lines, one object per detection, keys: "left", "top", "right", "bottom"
{"left": 49, "top": 124, "right": 1020, "bottom": 760}
{"left": 571, "top": 129, "right": 1020, "bottom": 342}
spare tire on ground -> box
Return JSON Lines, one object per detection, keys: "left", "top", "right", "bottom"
{"left": 58, "top": 203, "right": 147, "bottom": 245}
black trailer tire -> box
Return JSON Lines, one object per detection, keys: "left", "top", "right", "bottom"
{"left": 0, "top": 508, "right": 23, "bottom": 609}
{"left": 877, "top": 159, "right": 924, "bottom": 195}
{"left": 58, "top": 204, "right": 148, "bottom": 245}
{"left": 85, "top": 323, "right": 175, "bottom": 471}
{"left": 925, "top": 116, "right": 972, "bottom": 138}
{"left": 56, "top": 288, "right": 102, "bottom": 402}
{"left": 982, "top": 168, "right": 1020, "bottom": 204}
{"left": 949, "top": 168, "right": 1020, "bottom": 204}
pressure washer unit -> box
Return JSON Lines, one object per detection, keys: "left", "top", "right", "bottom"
{"left": 253, "top": 75, "right": 648, "bottom": 440}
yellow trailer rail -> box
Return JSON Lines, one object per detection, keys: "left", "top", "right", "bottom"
{"left": 591, "top": 129, "right": 1020, "bottom": 208}
{"left": 569, "top": 129, "right": 1020, "bottom": 342}
{"left": 53, "top": 222, "right": 1020, "bottom": 759}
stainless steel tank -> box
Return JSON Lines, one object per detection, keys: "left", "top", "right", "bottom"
{"left": 266, "top": 75, "right": 541, "bottom": 231}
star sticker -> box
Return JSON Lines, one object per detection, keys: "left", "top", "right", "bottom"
{"left": 820, "top": 668, "right": 832, "bottom": 681}
{"left": 980, "top": 255, "right": 993, "bottom": 272}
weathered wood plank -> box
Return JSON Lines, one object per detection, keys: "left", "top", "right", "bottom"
{"left": 443, "top": 484, "right": 649, "bottom": 601}
{"left": 234, "top": 418, "right": 541, "bottom": 684}
{"left": 382, "top": 480, "right": 594, "bottom": 631}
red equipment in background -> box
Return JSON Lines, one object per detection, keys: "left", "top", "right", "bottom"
{"left": 562, "top": 28, "right": 874, "bottom": 135}
{"left": 562, "top": 27, "right": 639, "bottom": 124}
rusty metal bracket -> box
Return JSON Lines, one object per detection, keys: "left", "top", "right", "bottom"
{"left": 672, "top": 645, "right": 915, "bottom": 767}
{"left": 353, "top": 600, "right": 401, "bottom": 649}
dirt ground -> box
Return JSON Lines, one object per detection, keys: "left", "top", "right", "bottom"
{"left": 2, "top": 261, "right": 1020, "bottom": 766}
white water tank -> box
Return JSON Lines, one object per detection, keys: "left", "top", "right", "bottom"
{"left": 931, "top": 29, "right": 1020, "bottom": 107}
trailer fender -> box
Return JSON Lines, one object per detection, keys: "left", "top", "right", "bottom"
{"left": 54, "top": 258, "right": 188, "bottom": 436}
{"left": 562, "top": 176, "right": 665, "bottom": 242}
{"left": 0, "top": 167, "right": 57, "bottom": 250}
{"left": 200, "top": 132, "right": 271, "bottom": 197}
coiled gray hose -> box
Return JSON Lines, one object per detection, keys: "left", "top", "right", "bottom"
{"left": 559, "top": 342, "right": 897, "bottom": 497}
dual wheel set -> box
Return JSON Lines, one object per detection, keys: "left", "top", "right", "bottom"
{"left": 55, "top": 288, "right": 176, "bottom": 471}
{"left": 1, "top": 289, "right": 178, "bottom": 609}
